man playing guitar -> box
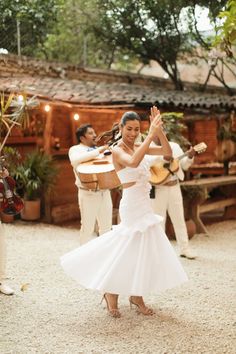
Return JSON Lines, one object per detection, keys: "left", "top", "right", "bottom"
{"left": 149, "top": 110, "right": 197, "bottom": 260}
{"left": 69, "top": 124, "right": 113, "bottom": 245}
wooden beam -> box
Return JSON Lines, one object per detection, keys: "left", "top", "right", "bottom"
{"left": 200, "top": 198, "right": 236, "bottom": 213}
{"left": 42, "top": 107, "right": 53, "bottom": 222}
{"left": 69, "top": 112, "right": 77, "bottom": 146}
{"left": 43, "top": 108, "right": 53, "bottom": 154}
{"left": 181, "top": 175, "right": 236, "bottom": 188}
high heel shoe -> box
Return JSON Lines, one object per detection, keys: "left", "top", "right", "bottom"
{"left": 101, "top": 293, "right": 121, "bottom": 318}
{"left": 129, "top": 296, "right": 155, "bottom": 316}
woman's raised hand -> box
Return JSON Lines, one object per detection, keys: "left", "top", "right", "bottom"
{"left": 149, "top": 106, "right": 163, "bottom": 138}
{"left": 149, "top": 106, "right": 161, "bottom": 123}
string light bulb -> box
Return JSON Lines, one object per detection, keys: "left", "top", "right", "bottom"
{"left": 44, "top": 104, "right": 50, "bottom": 112}
{"left": 74, "top": 113, "right": 79, "bottom": 121}
{"left": 17, "top": 94, "right": 24, "bottom": 102}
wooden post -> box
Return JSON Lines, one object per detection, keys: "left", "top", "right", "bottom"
{"left": 43, "top": 108, "right": 53, "bottom": 154}
{"left": 190, "top": 201, "right": 208, "bottom": 234}
{"left": 43, "top": 106, "right": 53, "bottom": 222}
{"left": 70, "top": 112, "right": 77, "bottom": 146}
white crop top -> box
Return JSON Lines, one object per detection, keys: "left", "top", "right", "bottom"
{"left": 117, "top": 167, "right": 138, "bottom": 184}
{"left": 116, "top": 156, "right": 154, "bottom": 184}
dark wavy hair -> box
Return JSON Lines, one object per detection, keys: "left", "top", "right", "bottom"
{"left": 89, "top": 112, "right": 141, "bottom": 147}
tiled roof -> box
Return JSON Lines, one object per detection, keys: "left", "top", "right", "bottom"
{"left": 0, "top": 75, "right": 235, "bottom": 110}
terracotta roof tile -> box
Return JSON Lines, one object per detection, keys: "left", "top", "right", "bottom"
{"left": 0, "top": 75, "right": 235, "bottom": 110}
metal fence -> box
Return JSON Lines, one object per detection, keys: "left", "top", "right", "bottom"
{"left": 0, "top": 17, "right": 89, "bottom": 67}
{"left": 1, "top": 20, "right": 22, "bottom": 56}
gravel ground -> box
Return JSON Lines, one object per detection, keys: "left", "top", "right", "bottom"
{"left": 0, "top": 220, "right": 236, "bottom": 354}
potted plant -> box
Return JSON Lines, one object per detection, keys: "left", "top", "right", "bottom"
{"left": 14, "top": 150, "right": 58, "bottom": 220}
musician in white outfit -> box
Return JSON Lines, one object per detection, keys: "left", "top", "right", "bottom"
{"left": 69, "top": 124, "right": 113, "bottom": 245}
{"left": 150, "top": 141, "right": 196, "bottom": 259}
{"left": 0, "top": 169, "right": 14, "bottom": 295}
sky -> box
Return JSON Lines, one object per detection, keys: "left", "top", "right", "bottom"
{"left": 195, "top": 7, "right": 213, "bottom": 31}
{"left": 181, "top": 5, "right": 215, "bottom": 32}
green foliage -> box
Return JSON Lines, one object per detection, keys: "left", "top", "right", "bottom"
{"left": 0, "top": 93, "right": 39, "bottom": 152}
{"left": 80, "top": 0, "right": 192, "bottom": 90}
{"left": 1, "top": 146, "right": 22, "bottom": 176}
{"left": 1, "top": 0, "right": 233, "bottom": 89}
{"left": 181, "top": 185, "right": 208, "bottom": 219}
{"left": 141, "top": 111, "right": 189, "bottom": 148}
{"left": 181, "top": 181, "right": 209, "bottom": 219}
{"left": 74, "top": 0, "right": 231, "bottom": 90}
{"left": 181, "top": 185, "right": 208, "bottom": 201}
{"left": 0, "top": 0, "right": 59, "bottom": 56}
{"left": 161, "top": 112, "right": 190, "bottom": 148}
{"left": 213, "top": 0, "right": 236, "bottom": 57}
{"left": 43, "top": 0, "right": 128, "bottom": 67}
{"left": 14, "top": 150, "right": 58, "bottom": 200}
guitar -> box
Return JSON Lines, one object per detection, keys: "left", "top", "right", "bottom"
{"left": 76, "top": 152, "right": 121, "bottom": 190}
{"left": 0, "top": 157, "right": 24, "bottom": 215}
{"left": 150, "top": 142, "right": 207, "bottom": 185}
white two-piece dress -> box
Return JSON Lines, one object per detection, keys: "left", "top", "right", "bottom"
{"left": 61, "top": 156, "right": 188, "bottom": 296}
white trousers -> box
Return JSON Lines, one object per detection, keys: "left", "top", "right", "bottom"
{"left": 0, "top": 222, "right": 6, "bottom": 281}
{"left": 151, "top": 183, "right": 189, "bottom": 252}
{"left": 78, "top": 189, "right": 112, "bottom": 245}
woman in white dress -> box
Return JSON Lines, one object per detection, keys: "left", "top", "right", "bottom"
{"left": 61, "top": 106, "right": 188, "bottom": 317}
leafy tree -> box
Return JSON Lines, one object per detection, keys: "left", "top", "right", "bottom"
{"left": 78, "top": 0, "right": 194, "bottom": 90}
{"left": 43, "top": 0, "right": 139, "bottom": 68}
{"left": 1, "top": 0, "right": 234, "bottom": 92}
{"left": 184, "top": 1, "right": 235, "bottom": 94}
{"left": 214, "top": 0, "right": 236, "bottom": 56}
{"left": 42, "top": 0, "right": 111, "bottom": 66}
{"left": 0, "top": 0, "right": 59, "bottom": 56}
{"left": 75, "top": 0, "right": 232, "bottom": 91}
{"left": 142, "top": 112, "right": 189, "bottom": 148}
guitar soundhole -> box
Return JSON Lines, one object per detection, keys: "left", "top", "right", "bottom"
{"left": 163, "top": 162, "right": 170, "bottom": 168}
{"left": 104, "top": 150, "right": 112, "bottom": 156}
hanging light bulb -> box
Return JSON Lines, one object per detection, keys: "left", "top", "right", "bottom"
{"left": 44, "top": 104, "right": 50, "bottom": 112}
{"left": 74, "top": 113, "right": 79, "bottom": 121}
{"left": 17, "top": 94, "right": 24, "bottom": 102}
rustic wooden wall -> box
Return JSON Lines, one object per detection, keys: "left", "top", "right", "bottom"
{"left": 47, "top": 105, "right": 150, "bottom": 223}
{"left": 186, "top": 118, "right": 218, "bottom": 163}
{"left": 49, "top": 157, "right": 79, "bottom": 223}
{"left": 4, "top": 101, "right": 231, "bottom": 223}
{"left": 51, "top": 106, "right": 73, "bottom": 149}
{"left": 69, "top": 106, "right": 150, "bottom": 137}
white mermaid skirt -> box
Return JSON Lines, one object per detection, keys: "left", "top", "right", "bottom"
{"left": 61, "top": 182, "right": 188, "bottom": 296}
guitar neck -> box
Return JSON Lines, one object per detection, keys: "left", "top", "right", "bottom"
{"left": 177, "top": 151, "right": 190, "bottom": 161}
{"left": 176, "top": 143, "right": 206, "bottom": 161}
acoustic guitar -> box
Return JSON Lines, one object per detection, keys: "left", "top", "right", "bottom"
{"left": 0, "top": 156, "right": 24, "bottom": 215}
{"left": 150, "top": 142, "right": 207, "bottom": 185}
{"left": 76, "top": 152, "right": 121, "bottom": 190}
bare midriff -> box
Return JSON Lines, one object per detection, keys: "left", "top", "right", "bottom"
{"left": 122, "top": 182, "right": 136, "bottom": 189}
